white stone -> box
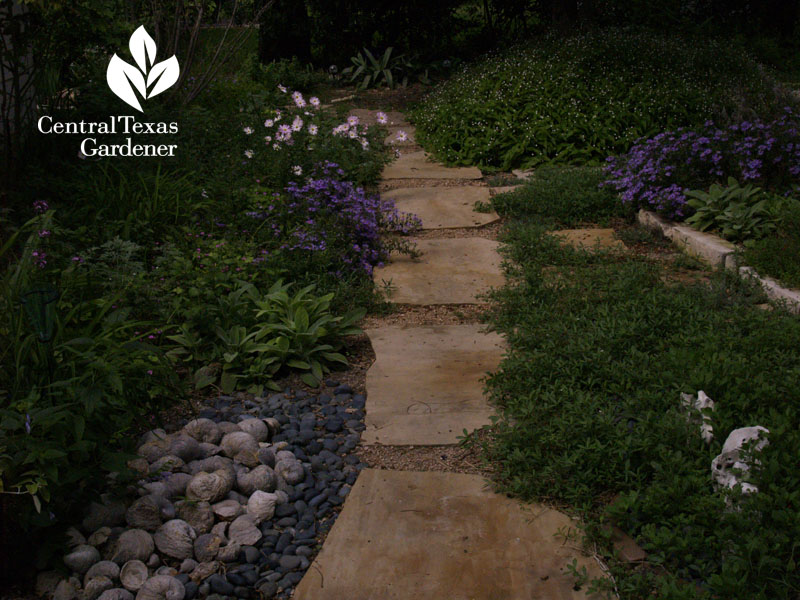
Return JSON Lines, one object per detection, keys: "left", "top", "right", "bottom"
{"left": 680, "top": 390, "right": 715, "bottom": 443}
{"left": 712, "top": 426, "right": 769, "bottom": 495}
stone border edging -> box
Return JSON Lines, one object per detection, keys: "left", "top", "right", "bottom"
{"left": 637, "top": 209, "right": 800, "bottom": 313}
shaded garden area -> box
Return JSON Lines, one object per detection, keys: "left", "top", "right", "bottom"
{"left": 3, "top": 1, "right": 800, "bottom": 599}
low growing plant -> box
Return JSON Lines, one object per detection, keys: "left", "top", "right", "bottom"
{"left": 684, "top": 177, "right": 785, "bottom": 243}
{"left": 167, "top": 280, "right": 364, "bottom": 393}
{"left": 412, "top": 28, "right": 788, "bottom": 169}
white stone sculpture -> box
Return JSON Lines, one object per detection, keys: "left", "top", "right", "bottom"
{"left": 711, "top": 426, "right": 769, "bottom": 495}
{"left": 680, "top": 390, "right": 715, "bottom": 444}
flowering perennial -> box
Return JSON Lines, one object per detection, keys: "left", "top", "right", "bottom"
{"left": 603, "top": 108, "right": 800, "bottom": 219}
{"left": 248, "top": 162, "right": 420, "bottom": 275}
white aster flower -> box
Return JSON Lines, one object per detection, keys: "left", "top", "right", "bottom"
{"left": 243, "top": 127, "right": 253, "bottom": 135}
{"left": 292, "top": 165, "right": 303, "bottom": 176}
{"left": 244, "top": 149, "right": 254, "bottom": 158}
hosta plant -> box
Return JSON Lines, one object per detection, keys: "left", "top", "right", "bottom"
{"left": 167, "top": 280, "right": 364, "bottom": 393}
{"left": 685, "top": 178, "right": 783, "bottom": 243}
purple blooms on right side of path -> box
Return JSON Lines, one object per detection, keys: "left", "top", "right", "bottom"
{"left": 602, "top": 107, "right": 800, "bottom": 220}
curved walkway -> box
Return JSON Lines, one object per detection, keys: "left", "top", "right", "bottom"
{"left": 294, "top": 110, "right": 607, "bottom": 600}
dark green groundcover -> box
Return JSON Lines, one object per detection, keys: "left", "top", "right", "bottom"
{"left": 480, "top": 171, "right": 800, "bottom": 599}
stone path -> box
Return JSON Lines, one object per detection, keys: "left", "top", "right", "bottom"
{"left": 362, "top": 325, "right": 504, "bottom": 445}
{"left": 375, "top": 237, "right": 504, "bottom": 304}
{"left": 293, "top": 470, "right": 606, "bottom": 599}
{"left": 383, "top": 186, "right": 499, "bottom": 229}
{"left": 295, "top": 110, "right": 608, "bottom": 599}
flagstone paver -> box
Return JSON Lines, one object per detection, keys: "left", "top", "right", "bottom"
{"left": 386, "top": 125, "right": 417, "bottom": 146}
{"left": 293, "top": 469, "right": 606, "bottom": 600}
{"left": 362, "top": 324, "right": 504, "bottom": 445}
{"left": 384, "top": 186, "right": 499, "bottom": 229}
{"left": 383, "top": 151, "right": 483, "bottom": 180}
{"left": 553, "top": 228, "right": 625, "bottom": 251}
{"left": 348, "top": 108, "right": 408, "bottom": 127}
{"left": 374, "top": 237, "right": 504, "bottom": 304}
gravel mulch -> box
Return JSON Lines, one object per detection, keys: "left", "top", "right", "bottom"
{"left": 356, "top": 443, "right": 491, "bottom": 476}
{"left": 379, "top": 178, "right": 488, "bottom": 191}
{"left": 362, "top": 304, "right": 488, "bottom": 328}
{"left": 413, "top": 220, "right": 503, "bottom": 241}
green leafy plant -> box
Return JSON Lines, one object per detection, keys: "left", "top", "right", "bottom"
{"left": 342, "top": 47, "right": 428, "bottom": 90}
{"left": 167, "top": 280, "right": 364, "bottom": 393}
{"left": 0, "top": 231, "right": 179, "bottom": 531}
{"left": 253, "top": 280, "right": 364, "bottom": 387}
{"left": 480, "top": 172, "right": 800, "bottom": 597}
{"left": 742, "top": 197, "right": 800, "bottom": 289}
{"left": 412, "top": 28, "right": 789, "bottom": 169}
{"left": 685, "top": 177, "right": 783, "bottom": 243}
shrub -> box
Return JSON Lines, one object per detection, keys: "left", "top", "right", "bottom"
{"left": 412, "top": 28, "right": 789, "bottom": 170}
{"left": 603, "top": 109, "right": 800, "bottom": 220}
{"left": 241, "top": 88, "right": 391, "bottom": 189}
{"left": 0, "top": 221, "right": 179, "bottom": 534}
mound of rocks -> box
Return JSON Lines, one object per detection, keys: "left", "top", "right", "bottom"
{"left": 40, "top": 383, "right": 367, "bottom": 600}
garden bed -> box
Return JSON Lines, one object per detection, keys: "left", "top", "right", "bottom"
{"left": 638, "top": 209, "right": 800, "bottom": 312}
{"left": 480, "top": 166, "right": 800, "bottom": 598}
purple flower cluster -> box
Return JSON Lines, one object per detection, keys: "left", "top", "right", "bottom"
{"left": 252, "top": 162, "right": 420, "bottom": 275}
{"left": 602, "top": 107, "right": 800, "bottom": 220}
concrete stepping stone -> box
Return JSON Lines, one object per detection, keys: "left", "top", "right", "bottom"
{"left": 385, "top": 126, "right": 417, "bottom": 146}
{"left": 293, "top": 469, "right": 607, "bottom": 600}
{"left": 374, "top": 237, "right": 504, "bottom": 304}
{"left": 363, "top": 324, "right": 504, "bottom": 445}
{"left": 383, "top": 151, "right": 482, "bottom": 180}
{"left": 348, "top": 108, "right": 408, "bottom": 127}
{"left": 553, "top": 228, "right": 625, "bottom": 251}
{"left": 384, "top": 187, "right": 499, "bottom": 229}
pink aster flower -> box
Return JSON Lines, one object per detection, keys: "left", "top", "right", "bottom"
{"left": 376, "top": 111, "right": 388, "bottom": 125}
{"left": 292, "top": 91, "right": 306, "bottom": 108}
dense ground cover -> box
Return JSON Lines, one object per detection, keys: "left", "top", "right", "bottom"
{"left": 480, "top": 170, "right": 800, "bottom": 599}
{"left": 411, "top": 28, "right": 790, "bottom": 170}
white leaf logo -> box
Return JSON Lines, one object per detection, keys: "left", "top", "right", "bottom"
{"left": 106, "top": 26, "right": 180, "bottom": 112}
